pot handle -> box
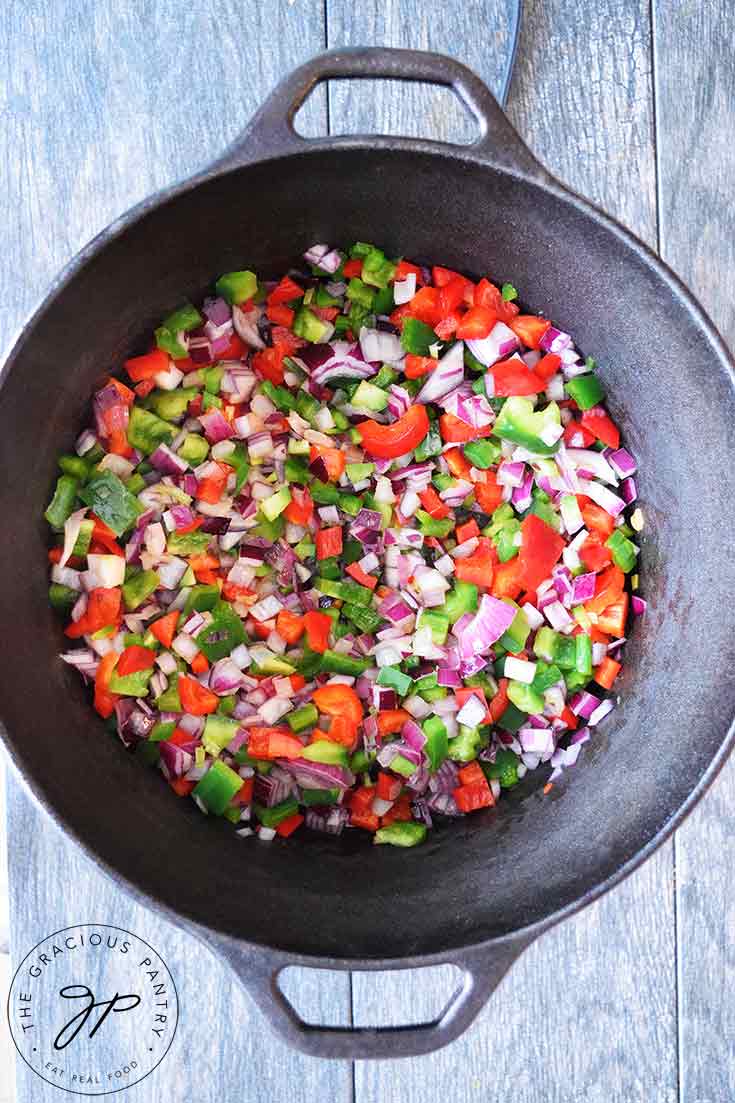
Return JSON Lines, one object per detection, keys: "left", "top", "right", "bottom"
{"left": 212, "top": 45, "right": 546, "bottom": 182}
{"left": 215, "top": 937, "right": 530, "bottom": 1060}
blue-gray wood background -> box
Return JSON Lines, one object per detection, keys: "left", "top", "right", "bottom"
{"left": 2, "top": 1, "right": 734, "bottom": 1099}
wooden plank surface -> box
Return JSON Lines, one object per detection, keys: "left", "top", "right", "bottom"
{"left": 3, "top": 0, "right": 735, "bottom": 1100}
{"left": 652, "top": 3, "right": 735, "bottom": 1100}
{"left": 327, "top": 3, "right": 678, "bottom": 1100}
{"left": 0, "top": 3, "right": 352, "bottom": 1102}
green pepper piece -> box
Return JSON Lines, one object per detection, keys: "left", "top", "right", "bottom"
{"left": 44, "top": 475, "right": 80, "bottom": 532}
{"left": 339, "top": 492, "right": 363, "bottom": 517}
{"left": 48, "top": 583, "right": 78, "bottom": 615}
{"left": 167, "top": 530, "right": 211, "bottom": 557}
{"left": 565, "top": 373, "right": 605, "bottom": 410}
{"left": 296, "top": 645, "right": 323, "bottom": 679}
{"left": 575, "top": 632, "right": 593, "bottom": 676}
{"left": 284, "top": 456, "right": 310, "bottom": 485}
{"left": 203, "top": 365, "right": 225, "bottom": 394}
{"left": 400, "top": 317, "right": 437, "bottom": 355}
{"left": 301, "top": 787, "right": 342, "bottom": 805}
{"left": 202, "top": 392, "right": 223, "bottom": 412}
{"left": 309, "top": 481, "right": 340, "bottom": 507}
{"left": 423, "top": 715, "right": 448, "bottom": 772}
{"left": 162, "top": 302, "right": 202, "bottom": 333}
{"left": 361, "top": 247, "right": 396, "bottom": 289}
{"left": 149, "top": 720, "right": 176, "bottom": 743}
{"left": 507, "top": 681, "right": 544, "bottom": 715}
{"left": 448, "top": 725, "right": 484, "bottom": 763}
{"left": 293, "top": 307, "right": 331, "bottom": 343}
{"left": 345, "top": 277, "right": 375, "bottom": 310}
{"left": 194, "top": 759, "right": 245, "bottom": 815}
{"left": 371, "top": 285, "right": 394, "bottom": 314}
{"left": 606, "top": 529, "right": 638, "bottom": 572}
{"left": 342, "top": 602, "right": 383, "bottom": 634}
{"left": 415, "top": 509, "right": 454, "bottom": 538}
{"left": 374, "top": 822, "right": 427, "bottom": 847}
{"left": 463, "top": 438, "right": 502, "bottom": 469}
{"left": 315, "top": 577, "right": 373, "bottom": 607}
{"left": 127, "top": 405, "right": 177, "bottom": 455}
{"left": 253, "top": 797, "right": 300, "bottom": 828}
{"left": 295, "top": 390, "right": 321, "bottom": 422}
{"left": 498, "top": 604, "right": 530, "bottom": 654}
{"left": 493, "top": 397, "right": 562, "bottom": 456}
{"left": 108, "top": 667, "right": 154, "bottom": 696}
{"left": 419, "top": 609, "right": 450, "bottom": 646}
{"left": 377, "top": 665, "right": 413, "bottom": 696}
{"left": 442, "top": 580, "right": 479, "bottom": 624}
{"left": 71, "top": 519, "right": 95, "bottom": 558}
{"left": 530, "top": 661, "right": 562, "bottom": 694}
{"left": 155, "top": 673, "right": 182, "bottom": 712}
{"left": 301, "top": 741, "right": 349, "bottom": 767}
{"left": 318, "top": 649, "right": 371, "bottom": 677}
{"left": 287, "top": 703, "right": 318, "bottom": 734}
{"left": 155, "top": 326, "right": 187, "bottom": 359}
{"left": 122, "top": 568, "right": 159, "bottom": 611}
{"left": 58, "top": 454, "right": 91, "bottom": 481}
{"left": 196, "top": 600, "right": 247, "bottom": 661}
{"left": 146, "top": 388, "right": 199, "bottom": 424}
{"left": 202, "top": 715, "right": 240, "bottom": 757}
{"left": 496, "top": 702, "right": 526, "bottom": 734}
{"left": 464, "top": 346, "right": 487, "bottom": 373}
{"left": 79, "top": 471, "right": 141, "bottom": 536}
{"left": 215, "top": 270, "right": 258, "bottom": 305}
{"left": 483, "top": 748, "right": 520, "bottom": 788}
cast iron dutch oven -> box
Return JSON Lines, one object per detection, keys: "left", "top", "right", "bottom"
{"left": 1, "top": 47, "right": 735, "bottom": 1060}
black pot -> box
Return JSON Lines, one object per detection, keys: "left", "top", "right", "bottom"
{"left": 1, "top": 48, "right": 734, "bottom": 1060}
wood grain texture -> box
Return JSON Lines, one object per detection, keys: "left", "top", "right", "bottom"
{"left": 326, "top": 0, "right": 516, "bottom": 141}
{"left": 653, "top": 3, "right": 735, "bottom": 1100}
{"left": 328, "top": 3, "right": 676, "bottom": 1100}
{"left": 0, "top": 3, "right": 351, "bottom": 1101}
{"left": 6, "top": 777, "right": 352, "bottom": 1103}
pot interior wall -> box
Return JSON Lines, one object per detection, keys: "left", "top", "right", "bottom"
{"left": 1, "top": 148, "right": 733, "bottom": 959}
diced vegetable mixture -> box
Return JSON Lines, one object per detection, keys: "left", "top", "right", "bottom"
{"left": 46, "top": 240, "right": 645, "bottom": 846}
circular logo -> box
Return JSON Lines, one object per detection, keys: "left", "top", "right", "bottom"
{"left": 7, "top": 924, "right": 179, "bottom": 1095}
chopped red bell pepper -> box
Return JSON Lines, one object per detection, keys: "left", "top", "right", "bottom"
{"left": 580, "top": 406, "right": 621, "bottom": 449}
{"left": 315, "top": 525, "right": 343, "bottom": 560}
{"left": 518, "top": 514, "right": 565, "bottom": 591}
{"left": 302, "top": 610, "right": 332, "bottom": 654}
{"left": 357, "top": 405, "right": 430, "bottom": 459}
{"left": 509, "top": 315, "right": 552, "bottom": 349}
{"left": 418, "top": 486, "right": 450, "bottom": 519}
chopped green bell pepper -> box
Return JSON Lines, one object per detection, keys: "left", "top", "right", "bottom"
{"left": 48, "top": 583, "right": 78, "bottom": 615}
{"left": 493, "top": 397, "right": 562, "bottom": 456}
{"left": 287, "top": 703, "right": 318, "bottom": 734}
{"left": 122, "top": 568, "right": 159, "bottom": 611}
{"left": 127, "top": 405, "right": 177, "bottom": 455}
{"left": 202, "top": 714, "right": 239, "bottom": 757}
{"left": 448, "top": 725, "right": 484, "bottom": 763}
{"left": 507, "top": 681, "right": 544, "bottom": 715}
{"left": 565, "top": 373, "right": 605, "bottom": 410}
{"left": 216, "top": 270, "right": 258, "bottom": 305}
{"left": 79, "top": 470, "right": 141, "bottom": 536}
{"left": 44, "top": 475, "right": 79, "bottom": 531}
{"left": 315, "top": 577, "right": 373, "bottom": 606}
{"left": 167, "top": 530, "right": 211, "bottom": 556}
{"left": 374, "top": 821, "right": 426, "bottom": 847}
{"left": 377, "top": 665, "right": 413, "bottom": 696}
{"left": 414, "top": 420, "right": 443, "bottom": 461}
{"left": 483, "top": 748, "right": 520, "bottom": 788}
{"left": 318, "top": 649, "right": 371, "bottom": 677}
{"left": 423, "top": 715, "right": 448, "bottom": 771}
{"left": 194, "top": 759, "right": 244, "bottom": 815}
{"left": 442, "top": 580, "right": 478, "bottom": 624}
{"left": 58, "top": 454, "right": 91, "bottom": 481}
{"left": 400, "top": 317, "right": 437, "bottom": 355}
{"left": 108, "top": 666, "right": 154, "bottom": 696}
{"left": 463, "top": 438, "right": 502, "bottom": 469}
{"left": 196, "top": 600, "right": 247, "bottom": 661}
{"left": 606, "top": 529, "right": 638, "bottom": 572}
